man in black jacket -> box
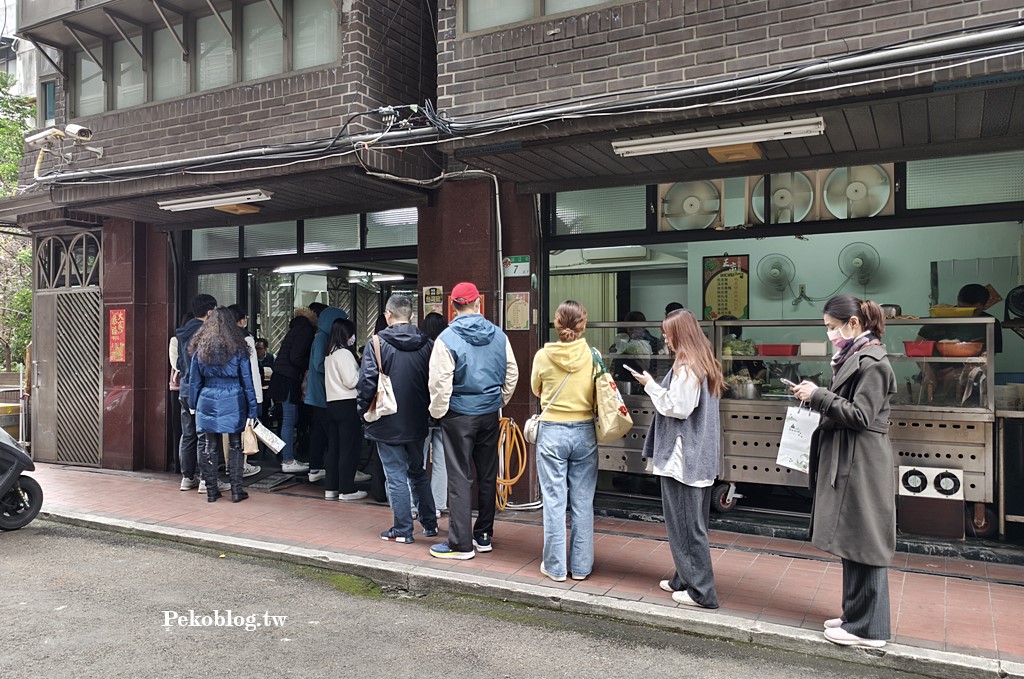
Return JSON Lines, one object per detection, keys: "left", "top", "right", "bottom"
{"left": 174, "top": 294, "right": 223, "bottom": 493}
{"left": 357, "top": 295, "right": 437, "bottom": 543}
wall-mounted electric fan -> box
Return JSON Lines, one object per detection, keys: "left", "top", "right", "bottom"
{"left": 751, "top": 172, "right": 815, "bottom": 224}
{"left": 756, "top": 254, "right": 797, "bottom": 293}
{"left": 838, "top": 242, "right": 881, "bottom": 285}
{"left": 661, "top": 180, "right": 721, "bottom": 230}
{"left": 823, "top": 165, "right": 892, "bottom": 219}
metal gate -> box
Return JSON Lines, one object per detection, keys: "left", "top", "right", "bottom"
{"left": 32, "top": 233, "right": 103, "bottom": 466}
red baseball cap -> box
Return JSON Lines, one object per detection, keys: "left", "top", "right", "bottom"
{"left": 451, "top": 282, "right": 480, "bottom": 305}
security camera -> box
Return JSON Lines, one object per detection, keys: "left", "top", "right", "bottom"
{"left": 64, "top": 124, "right": 93, "bottom": 142}
{"left": 24, "top": 127, "right": 65, "bottom": 148}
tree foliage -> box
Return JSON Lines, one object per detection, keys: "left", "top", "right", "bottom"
{"left": 0, "top": 72, "right": 34, "bottom": 198}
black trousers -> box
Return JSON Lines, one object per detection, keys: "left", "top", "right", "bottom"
{"left": 306, "top": 405, "right": 328, "bottom": 470}
{"left": 326, "top": 399, "right": 361, "bottom": 493}
{"left": 840, "top": 558, "right": 891, "bottom": 640}
{"left": 441, "top": 411, "right": 500, "bottom": 552}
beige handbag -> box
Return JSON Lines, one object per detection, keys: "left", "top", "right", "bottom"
{"left": 591, "top": 348, "right": 634, "bottom": 443}
{"left": 524, "top": 370, "right": 572, "bottom": 445}
{"left": 241, "top": 424, "right": 259, "bottom": 455}
{"left": 363, "top": 335, "right": 398, "bottom": 422}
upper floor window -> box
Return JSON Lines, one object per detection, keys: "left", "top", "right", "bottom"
{"left": 464, "top": 0, "right": 607, "bottom": 32}
{"left": 153, "top": 26, "right": 188, "bottom": 101}
{"left": 113, "top": 38, "right": 145, "bottom": 109}
{"left": 242, "top": 0, "right": 284, "bottom": 81}
{"left": 75, "top": 52, "right": 104, "bottom": 117}
{"left": 197, "top": 11, "right": 235, "bottom": 91}
{"left": 39, "top": 81, "right": 57, "bottom": 128}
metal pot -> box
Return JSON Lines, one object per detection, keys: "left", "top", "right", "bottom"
{"left": 880, "top": 304, "right": 902, "bottom": 318}
{"left": 728, "top": 381, "right": 761, "bottom": 399}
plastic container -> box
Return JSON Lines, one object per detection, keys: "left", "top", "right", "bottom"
{"left": 800, "top": 341, "right": 828, "bottom": 356}
{"left": 929, "top": 306, "right": 977, "bottom": 318}
{"left": 756, "top": 344, "right": 799, "bottom": 356}
{"left": 935, "top": 341, "right": 983, "bottom": 357}
{"left": 903, "top": 340, "right": 935, "bottom": 357}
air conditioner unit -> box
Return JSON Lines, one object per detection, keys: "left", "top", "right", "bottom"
{"left": 898, "top": 466, "right": 964, "bottom": 500}
{"left": 581, "top": 246, "right": 650, "bottom": 263}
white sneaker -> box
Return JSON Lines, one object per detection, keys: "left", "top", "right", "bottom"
{"left": 198, "top": 480, "right": 231, "bottom": 493}
{"left": 281, "top": 460, "right": 310, "bottom": 473}
{"left": 243, "top": 462, "right": 261, "bottom": 478}
{"left": 539, "top": 564, "right": 566, "bottom": 582}
{"left": 659, "top": 579, "right": 676, "bottom": 593}
{"left": 325, "top": 490, "right": 339, "bottom": 500}
{"left": 354, "top": 470, "right": 371, "bottom": 483}
{"left": 671, "top": 590, "right": 707, "bottom": 608}
{"left": 179, "top": 476, "right": 198, "bottom": 491}
{"left": 308, "top": 469, "right": 325, "bottom": 483}
{"left": 824, "top": 617, "right": 844, "bottom": 629}
{"left": 824, "top": 627, "right": 886, "bottom": 648}
{"left": 340, "top": 490, "right": 367, "bottom": 501}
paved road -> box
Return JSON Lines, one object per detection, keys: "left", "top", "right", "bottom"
{"left": 1, "top": 521, "right": 918, "bottom": 678}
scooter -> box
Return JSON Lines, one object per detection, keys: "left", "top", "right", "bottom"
{"left": 0, "top": 426, "right": 43, "bottom": 531}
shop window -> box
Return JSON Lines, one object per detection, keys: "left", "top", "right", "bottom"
{"left": 243, "top": 0, "right": 284, "bottom": 81}
{"left": 192, "top": 227, "right": 240, "bottom": 260}
{"left": 113, "top": 38, "right": 145, "bottom": 109}
{"left": 196, "top": 272, "right": 238, "bottom": 307}
{"left": 244, "top": 221, "right": 297, "bottom": 258}
{"left": 197, "top": 11, "right": 234, "bottom": 91}
{"left": 74, "top": 51, "right": 104, "bottom": 117}
{"left": 554, "top": 185, "right": 646, "bottom": 236}
{"left": 464, "top": 0, "right": 606, "bottom": 32}
{"left": 293, "top": 0, "right": 338, "bottom": 69}
{"left": 153, "top": 25, "right": 188, "bottom": 101}
{"left": 907, "top": 151, "right": 1024, "bottom": 209}
{"left": 39, "top": 81, "right": 57, "bottom": 128}
{"left": 366, "top": 208, "right": 417, "bottom": 249}
{"left": 304, "top": 215, "right": 359, "bottom": 252}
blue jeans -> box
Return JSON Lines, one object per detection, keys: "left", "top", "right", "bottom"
{"left": 279, "top": 400, "right": 298, "bottom": 461}
{"left": 536, "top": 420, "right": 598, "bottom": 579}
{"left": 377, "top": 441, "right": 437, "bottom": 539}
{"left": 410, "top": 427, "right": 448, "bottom": 512}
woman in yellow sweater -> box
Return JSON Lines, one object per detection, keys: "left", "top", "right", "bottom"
{"left": 531, "top": 300, "right": 599, "bottom": 582}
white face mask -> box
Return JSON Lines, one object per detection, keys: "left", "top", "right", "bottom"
{"left": 826, "top": 321, "right": 854, "bottom": 347}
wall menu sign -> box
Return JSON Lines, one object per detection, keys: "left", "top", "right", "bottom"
{"left": 702, "top": 255, "right": 749, "bottom": 320}
{"left": 109, "top": 308, "right": 127, "bottom": 362}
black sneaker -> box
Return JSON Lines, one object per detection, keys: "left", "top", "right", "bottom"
{"left": 472, "top": 533, "right": 492, "bottom": 552}
{"left": 380, "top": 529, "right": 414, "bottom": 544}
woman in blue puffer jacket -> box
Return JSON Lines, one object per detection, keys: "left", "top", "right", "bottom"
{"left": 188, "top": 307, "right": 259, "bottom": 503}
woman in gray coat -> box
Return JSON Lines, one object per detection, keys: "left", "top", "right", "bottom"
{"left": 791, "top": 295, "right": 896, "bottom": 649}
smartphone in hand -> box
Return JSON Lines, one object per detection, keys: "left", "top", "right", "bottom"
{"left": 622, "top": 364, "right": 641, "bottom": 377}
{"left": 779, "top": 377, "right": 798, "bottom": 388}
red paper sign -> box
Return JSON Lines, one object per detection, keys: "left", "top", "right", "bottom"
{"left": 109, "top": 309, "right": 126, "bottom": 363}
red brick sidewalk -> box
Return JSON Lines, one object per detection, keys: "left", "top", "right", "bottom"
{"left": 28, "top": 463, "right": 1024, "bottom": 663}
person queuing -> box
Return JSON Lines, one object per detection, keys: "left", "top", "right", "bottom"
{"left": 635, "top": 308, "right": 724, "bottom": 610}
{"left": 187, "top": 307, "right": 259, "bottom": 503}
{"left": 357, "top": 295, "right": 437, "bottom": 543}
{"left": 790, "top": 295, "right": 896, "bottom": 649}
{"left": 304, "top": 306, "right": 349, "bottom": 484}
{"left": 530, "top": 300, "right": 598, "bottom": 582}
{"left": 228, "top": 304, "right": 263, "bottom": 479}
{"left": 324, "top": 317, "right": 367, "bottom": 502}
{"left": 174, "top": 294, "right": 229, "bottom": 496}
{"left": 267, "top": 308, "right": 318, "bottom": 473}
{"left": 414, "top": 312, "right": 450, "bottom": 518}
{"left": 427, "top": 282, "right": 519, "bottom": 560}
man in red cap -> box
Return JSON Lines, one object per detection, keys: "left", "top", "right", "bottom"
{"left": 427, "top": 282, "right": 519, "bottom": 559}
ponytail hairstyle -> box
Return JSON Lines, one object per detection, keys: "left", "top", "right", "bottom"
{"left": 327, "top": 318, "right": 358, "bottom": 358}
{"left": 661, "top": 309, "right": 725, "bottom": 397}
{"left": 821, "top": 294, "right": 886, "bottom": 337}
{"left": 554, "top": 300, "right": 588, "bottom": 343}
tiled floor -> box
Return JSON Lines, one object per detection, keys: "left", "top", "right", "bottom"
{"left": 27, "top": 463, "right": 1024, "bottom": 662}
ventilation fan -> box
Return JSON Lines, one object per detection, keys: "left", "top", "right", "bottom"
{"left": 751, "top": 172, "right": 815, "bottom": 224}
{"left": 660, "top": 181, "right": 721, "bottom": 230}
{"left": 756, "top": 254, "right": 796, "bottom": 293}
{"left": 823, "top": 165, "right": 892, "bottom": 219}
{"left": 838, "top": 242, "right": 881, "bottom": 285}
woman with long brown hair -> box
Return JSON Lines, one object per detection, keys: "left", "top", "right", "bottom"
{"left": 635, "top": 309, "right": 724, "bottom": 609}
{"left": 530, "top": 300, "right": 599, "bottom": 582}
{"left": 188, "top": 307, "right": 259, "bottom": 503}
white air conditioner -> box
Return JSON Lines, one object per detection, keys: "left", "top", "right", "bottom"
{"left": 898, "top": 466, "right": 964, "bottom": 500}
{"left": 581, "top": 246, "right": 650, "bottom": 263}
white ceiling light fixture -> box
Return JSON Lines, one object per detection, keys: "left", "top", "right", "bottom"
{"left": 157, "top": 189, "right": 273, "bottom": 212}
{"left": 347, "top": 272, "right": 405, "bottom": 283}
{"left": 273, "top": 263, "right": 337, "bottom": 274}
{"left": 611, "top": 117, "right": 826, "bottom": 157}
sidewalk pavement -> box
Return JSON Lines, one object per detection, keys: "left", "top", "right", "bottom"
{"left": 26, "top": 463, "right": 1024, "bottom": 678}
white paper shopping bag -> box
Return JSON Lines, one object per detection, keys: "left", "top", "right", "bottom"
{"left": 252, "top": 420, "right": 285, "bottom": 453}
{"left": 776, "top": 404, "right": 820, "bottom": 474}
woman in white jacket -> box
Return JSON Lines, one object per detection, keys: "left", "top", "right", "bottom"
{"left": 229, "top": 304, "right": 262, "bottom": 478}
{"left": 324, "top": 318, "right": 367, "bottom": 501}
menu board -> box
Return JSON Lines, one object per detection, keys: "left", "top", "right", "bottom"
{"left": 702, "top": 255, "right": 749, "bottom": 320}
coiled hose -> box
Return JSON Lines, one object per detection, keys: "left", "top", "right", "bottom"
{"left": 495, "top": 416, "right": 530, "bottom": 511}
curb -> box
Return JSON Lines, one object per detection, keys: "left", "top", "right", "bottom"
{"left": 41, "top": 508, "right": 1024, "bottom": 679}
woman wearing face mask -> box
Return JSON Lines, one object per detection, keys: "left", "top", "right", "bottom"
{"left": 790, "top": 295, "right": 896, "bottom": 649}
{"left": 324, "top": 318, "right": 367, "bottom": 502}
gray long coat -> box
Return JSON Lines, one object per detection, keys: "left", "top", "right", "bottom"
{"left": 807, "top": 344, "right": 897, "bottom": 567}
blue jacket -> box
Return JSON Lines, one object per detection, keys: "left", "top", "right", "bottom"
{"left": 356, "top": 323, "right": 432, "bottom": 444}
{"left": 304, "top": 307, "right": 348, "bottom": 409}
{"left": 188, "top": 351, "right": 259, "bottom": 434}
{"left": 440, "top": 314, "right": 508, "bottom": 416}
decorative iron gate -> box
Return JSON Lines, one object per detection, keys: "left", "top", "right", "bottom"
{"left": 32, "top": 232, "right": 103, "bottom": 466}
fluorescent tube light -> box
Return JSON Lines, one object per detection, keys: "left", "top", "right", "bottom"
{"left": 348, "top": 273, "right": 405, "bottom": 283}
{"left": 611, "top": 118, "right": 825, "bottom": 157}
{"left": 273, "top": 264, "right": 337, "bottom": 274}
{"left": 157, "top": 189, "right": 273, "bottom": 212}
